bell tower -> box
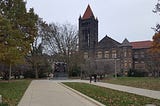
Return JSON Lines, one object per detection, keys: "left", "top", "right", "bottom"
{"left": 79, "top": 5, "right": 98, "bottom": 58}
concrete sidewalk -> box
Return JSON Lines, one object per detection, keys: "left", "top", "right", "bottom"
{"left": 59, "top": 79, "right": 160, "bottom": 100}
{"left": 18, "top": 80, "right": 102, "bottom": 106}
{"left": 18, "top": 79, "right": 160, "bottom": 106}
{"left": 89, "top": 81, "right": 160, "bottom": 100}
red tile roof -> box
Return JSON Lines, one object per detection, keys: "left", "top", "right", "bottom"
{"left": 82, "top": 5, "right": 94, "bottom": 19}
{"left": 130, "top": 40, "right": 152, "bottom": 49}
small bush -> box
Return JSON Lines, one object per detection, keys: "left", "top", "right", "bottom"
{"left": 69, "top": 67, "right": 81, "bottom": 77}
{"left": 0, "top": 103, "right": 8, "bottom": 106}
{"left": 128, "top": 69, "right": 148, "bottom": 77}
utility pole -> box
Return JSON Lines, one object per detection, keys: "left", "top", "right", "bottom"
{"left": 115, "top": 59, "right": 117, "bottom": 78}
{"left": 114, "top": 58, "right": 120, "bottom": 78}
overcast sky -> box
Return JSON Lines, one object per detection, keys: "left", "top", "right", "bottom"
{"left": 26, "top": 0, "right": 160, "bottom": 42}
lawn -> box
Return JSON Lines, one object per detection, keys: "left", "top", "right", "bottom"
{"left": 0, "top": 80, "right": 31, "bottom": 106}
{"left": 102, "top": 77, "right": 160, "bottom": 91}
{"left": 63, "top": 82, "right": 160, "bottom": 106}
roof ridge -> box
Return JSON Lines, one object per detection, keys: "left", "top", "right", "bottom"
{"left": 131, "top": 40, "right": 152, "bottom": 43}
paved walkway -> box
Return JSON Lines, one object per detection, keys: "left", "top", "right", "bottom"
{"left": 60, "top": 80, "right": 160, "bottom": 100}
{"left": 18, "top": 80, "right": 102, "bottom": 106}
{"left": 18, "top": 79, "right": 160, "bottom": 106}
{"left": 89, "top": 81, "right": 160, "bottom": 100}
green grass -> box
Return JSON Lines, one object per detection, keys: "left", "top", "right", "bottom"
{"left": 102, "top": 77, "right": 160, "bottom": 91}
{"left": 63, "top": 82, "right": 160, "bottom": 106}
{"left": 0, "top": 80, "right": 31, "bottom": 106}
{"left": 0, "top": 103, "right": 8, "bottom": 106}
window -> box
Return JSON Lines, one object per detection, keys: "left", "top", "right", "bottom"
{"left": 124, "top": 60, "right": 127, "bottom": 67}
{"left": 134, "top": 61, "right": 138, "bottom": 64}
{"left": 112, "top": 50, "right": 117, "bottom": 58}
{"left": 84, "top": 52, "right": 88, "bottom": 59}
{"left": 123, "top": 49, "right": 127, "bottom": 57}
{"left": 97, "top": 51, "right": 102, "bottom": 59}
{"left": 124, "top": 51, "right": 127, "bottom": 57}
{"left": 141, "top": 52, "right": 144, "bottom": 58}
{"left": 135, "top": 64, "right": 145, "bottom": 69}
{"left": 128, "top": 50, "right": 132, "bottom": 57}
{"left": 104, "top": 51, "right": 109, "bottom": 58}
{"left": 134, "top": 52, "right": 138, "bottom": 58}
{"left": 129, "top": 60, "right": 132, "bottom": 68}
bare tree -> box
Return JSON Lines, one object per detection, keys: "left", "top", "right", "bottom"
{"left": 147, "top": 0, "right": 160, "bottom": 77}
{"left": 41, "top": 23, "right": 79, "bottom": 74}
{"left": 25, "top": 18, "right": 50, "bottom": 79}
{"left": 152, "top": 0, "right": 160, "bottom": 32}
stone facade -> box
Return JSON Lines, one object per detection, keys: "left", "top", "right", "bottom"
{"left": 79, "top": 5, "right": 152, "bottom": 75}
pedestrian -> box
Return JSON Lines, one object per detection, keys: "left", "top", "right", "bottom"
{"left": 89, "top": 75, "right": 92, "bottom": 83}
{"left": 49, "top": 73, "right": 53, "bottom": 80}
{"left": 94, "top": 74, "right": 97, "bottom": 82}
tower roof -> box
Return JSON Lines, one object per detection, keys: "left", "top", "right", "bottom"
{"left": 82, "top": 5, "right": 95, "bottom": 19}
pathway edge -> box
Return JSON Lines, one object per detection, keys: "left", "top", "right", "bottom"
{"left": 59, "top": 82, "right": 105, "bottom": 106}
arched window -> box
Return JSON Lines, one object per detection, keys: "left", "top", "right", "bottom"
{"left": 104, "top": 51, "right": 109, "bottom": 58}
{"left": 97, "top": 51, "right": 102, "bottom": 59}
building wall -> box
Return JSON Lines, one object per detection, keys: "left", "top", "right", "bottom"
{"left": 132, "top": 48, "right": 149, "bottom": 71}
{"left": 79, "top": 7, "right": 150, "bottom": 75}
{"left": 79, "top": 16, "right": 98, "bottom": 59}
{"left": 81, "top": 46, "right": 149, "bottom": 75}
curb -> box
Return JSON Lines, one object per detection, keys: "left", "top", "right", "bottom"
{"left": 59, "top": 82, "right": 105, "bottom": 106}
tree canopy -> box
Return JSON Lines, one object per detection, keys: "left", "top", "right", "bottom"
{"left": 152, "top": 0, "right": 160, "bottom": 55}
{"left": 0, "top": 0, "right": 38, "bottom": 65}
{"left": 147, "top": 0, "right": 160, "bottom": 77}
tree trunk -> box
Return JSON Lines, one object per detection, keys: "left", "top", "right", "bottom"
{"left": 8, "top": 63, "right": 12, "bottom": 82}
{"left": 35, "top": 64, "right": 38, "bottom": 79}
{"left": 158, "top": 70, "right": 160, "bottom": 77}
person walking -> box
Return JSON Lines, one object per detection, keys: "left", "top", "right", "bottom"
{"left": 89, "top": 75, "right": 92, "bottom": 83}
{"left": 49, "top": 73, "right": 53, "bottom": 80}
{"left": 94, "top": 74, "right": 97, "bottom": 82}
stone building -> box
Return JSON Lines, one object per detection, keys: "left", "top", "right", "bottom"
{"left": 79, "top": 5, "right": 152, "bottom": 75}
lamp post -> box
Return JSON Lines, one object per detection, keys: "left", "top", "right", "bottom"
{"left": 114, "top": 58, "right": 120, "bottom": 78}
{"left": 115, "top": 59, "right": 117, "bottom": 78}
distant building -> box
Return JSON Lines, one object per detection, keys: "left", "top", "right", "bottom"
{"left": 79, "top": 5, "right": 152, "bottom": 75}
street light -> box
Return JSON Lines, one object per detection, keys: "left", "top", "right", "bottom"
{"left": 114, "top": 58, "right": 120, "bottom": 78}
{"left": 115, "top": 59, "right": 117, "bottom": 78}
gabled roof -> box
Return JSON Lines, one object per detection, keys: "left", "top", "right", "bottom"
{"left": 121, "top": 38, "right": 132, "bottom": 47}
{"left": 98, "top": 35, "right": 121, "bottom": 49}
{"left": 130, "top": 40, "right": 152, "bottom": 49}
{"left": 82, "top": 5, "right": 95, "bottom": 19}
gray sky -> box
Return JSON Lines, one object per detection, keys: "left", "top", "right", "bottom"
{"left": 26, "top": 0, "right": 160, "bottom": 42}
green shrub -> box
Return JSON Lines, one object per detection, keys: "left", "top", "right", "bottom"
{"left": 128, "top": 69, "right": 148, "bottom": 77}
{"left": 0, "top": 103, "right": 8, "bottom": 106}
